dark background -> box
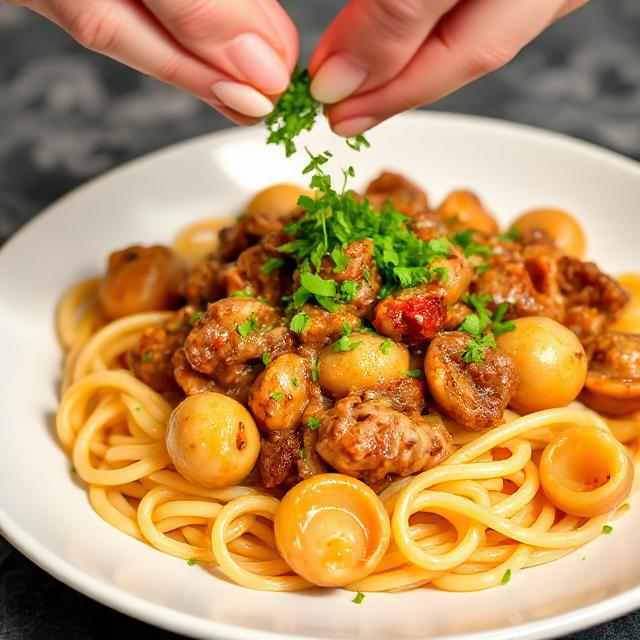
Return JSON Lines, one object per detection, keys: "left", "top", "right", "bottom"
{"left": 1, "top": 0, "right": 639, "bottom": 638}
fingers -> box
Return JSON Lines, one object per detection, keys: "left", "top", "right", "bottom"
{"left": 24, "top": 0, "right": 298, "bottom": 123}
{"left": 326, "top": 0, "right": 569, "bottom": 137}
{"left": 141, "top": 0, "right": 298, "bottom": 95}
{"left": 309, "top": 0, "right": 458, "bottom": 104}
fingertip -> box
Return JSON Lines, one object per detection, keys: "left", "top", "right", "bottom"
{"left": 327, "top": 114, "right": 379, "bottom": 138}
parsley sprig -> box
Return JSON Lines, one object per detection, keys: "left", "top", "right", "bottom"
{"left": 458, "top": 295, "right": 516, "bottom": 363}
{"left": 266, "top": 68, "right": 369, "bottom": 157}
{"left": 279, "top": 149, "right": 452, "bottom": 310}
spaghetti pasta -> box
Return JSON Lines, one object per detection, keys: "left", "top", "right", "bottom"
{"left": 54, "top": 180, "right": 640, "bottom": 595}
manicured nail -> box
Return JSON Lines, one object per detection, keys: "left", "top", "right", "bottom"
{"left": 311, "top": 54, "right": 367, "bottom": 104}
{"left": 226, "top": 33, "right": 290, "bottom": 95}
{"left": 332, "top": 116, "right": 378, "bottom": 138}
{"left": 211, "top": 81, "right": 274, "bottom": 118}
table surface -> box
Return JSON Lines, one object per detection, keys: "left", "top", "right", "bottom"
{"left": 1, "top": 1, "right": 640, "bottom": 638}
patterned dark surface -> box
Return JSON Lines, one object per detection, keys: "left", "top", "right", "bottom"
{"left": 1, "top": 1, "right": 639, "bottom": 638}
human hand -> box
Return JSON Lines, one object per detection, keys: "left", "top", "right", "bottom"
{"left": 309, "top": 0, "right": 589, "bottom": 137}
{"left": 12, "top": 0, "right": 299, "bottom": 124}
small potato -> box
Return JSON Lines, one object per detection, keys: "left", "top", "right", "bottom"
{"left": 511, "top": 208, "right": 585, "bottom": 258}
{"left": 248, "top": 353, "right": 310, "bottom": 432}
{"left": 496, "top": 317, "right": 587, "bottom": 414}
{"left": 318, "top": 333, "right": 410, "bottom": 398}
{"left": 166, "top": 392, "right": 260, "bottom": 488}
{"left": 435, "top": 190, "right": 498, "bottom": 235}
{"left": 245, "top": 183, "right": 314, "bottom": 217}
{"left": 99, "top": 245, "right": 185, "bottom": 319}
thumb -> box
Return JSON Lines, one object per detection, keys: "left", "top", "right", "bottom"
{"left": 309, "top": 0, "right": 458, "bottom": 105}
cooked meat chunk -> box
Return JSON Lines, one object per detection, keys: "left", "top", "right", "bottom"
{"left": 258, "top": 429, "right": 302, "bottom": 488}
{"left": 217, "top": 208, "right": 297, "bottom": 261}
{"left": 373, "top": 289, "right": 447, "bottom": 343}
{"left": 297, "top": 424, "right": 328, "bottom": 480}
{"left": 295, "top": 305, "right": 361, "bottom": 349}
{"left": 559, "top": 256, "right": 629, "bottom": 339}
{"left": 581, "top": 331, "right": 640, "bottom": 415}
{"left": 318, "top": 239, "right": 381, "bottom": 317}
{"left": 372, "top": 247, "right": 472, "bottom": 343}
{"left": 362, "top": 377, "right": 426, "bottom": 414}
{"left": 184, "top": 297, "right": 294, "bottom": 395}
{"left": 248, "top": 354, "right": 310, "bottom": 433}
{"left": 99, "top": 245, "right": 186, "bottom": 319}
{"left": 316, "top": 394, "right": 452, "bottom": 482}
{"left": 172, "top": 347, "right": 218, "bottom": 396}
{"left": 364, "top": 171, "right": 428, "bottom": 216}
{"left": 127, "top": 306, "right": 194, "bottom": 393}
{"left": 473, "top": 258, "right": 564, "bottom": 322}
{"left": 181, "top": 255, "right": 227, "bottom": 307}
{"left": 223, "top": 243, "right": 292, "bottom": 306}
{"left": 425, "top": 331, "right": 518, "bottom": 431}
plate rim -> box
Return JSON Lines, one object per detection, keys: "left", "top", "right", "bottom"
{"left": 1, "top": 110, "right": 639, "bottom": 640}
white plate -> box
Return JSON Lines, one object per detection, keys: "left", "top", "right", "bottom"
{"left": 1, "top": 112, "right": 640, "bottom": 640}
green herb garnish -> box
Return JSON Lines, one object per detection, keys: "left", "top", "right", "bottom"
{"left": 402, "top": 369, "right": 424, "bottom": 379}
{"left": 352, "top": 591, "right": 365, "bottom": 604}
{"left": 602, "top": 525, "right": 613, "bottom": 534}
{"left": 187, "top": 558, "right": 197, "bottom": 566}
{"left": 189, "top": 311, "right": 204, "bottom": 325}
{"left": 298, "top": 448, "right": 307, "bottom": 460}
{"left": 498, "top": 226, "right": 521, "bottom": 241}
{"left": 308, "top": 417, "right": 321, "bottom": 430}
{"left": 312, "top": 357, "right": 320, "bottom": 382}
{"left": 292, "top": 377, "right": 299, "bottom": 388}
{"left": 262, "top": 257, "right": 286, "bottom": 274}
{"left": 502, "top": 569, "right": 512, "bottom": 584}
{"left": 140, "top": 352, "right": 153, "bottom": 363}
{"left": 380, "top": 338, "right": 392, "bottom": 355}
{"left": 261, "top": 351, "right": 271, "bottom": 366}
{"left": 236, "top": 313, "right": 260, "bottom": 337}
{"left": 333, "top": 336, "right": 363, "bottom": 352}
{"left": 290, "top": 312, "right": 310, "bottom": 334}
{"left": 269, "top": 391, "right": 283, "bottom": 402}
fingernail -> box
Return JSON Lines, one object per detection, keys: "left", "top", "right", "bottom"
{"left": 332, "top": 116, "right": 378, "bottom": 138}
{"left": 311, "top": 54, "right": 367, "bottom": 104}
{"left": 226, "top": 33, "right": 290, "bottom": 95}
{"left": 211, "top": 81, "right": 274, "bottom": 118}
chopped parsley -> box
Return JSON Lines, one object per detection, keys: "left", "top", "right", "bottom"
{"left": 453, "top": 229, "right": 492, "bottom": 260}
{"left": 269, "top": 391, "right": 283, "bottom": 402}
{"left": 458, "top": 295, "right": 515, "bottom": 363}
{"left": 380, "top": 338, "right": 392, "bottom": 355}
{"left": 498, "top": 226, "right": 521, "bottom": 241}
{"left": 266, "top": 68, "right": 369, "bottom": 157}
{"left": 402, "top": 369, "right": 424, "bottom": 379}
{"left": 134, "top": 405, "right": 142, "bottom": 413}
{"left": 292, "top": 377, "right": 299, "bottom": 388}
{"left": 308, "top": 417, "right": 321, "bottom": 430}
{"left": 331, "top": 246, "right": 351, "bottom": 273}
{"left": 262, "top": 257, "right": 286, "bottom": 274}
{"left": 298, "top": 448, "right": 307, "bottom": 460}
{"left": 278, "top": 148, "right": 452, "bottom": 308}
{"left": 312, "top": 357, "right": 320, "bottom": 382}
{"left": 187, "top": 558, "right": 197, "bottom": 566}
{"left": 140, "top": 352, "right": 153, "bottom": 363}
{"left": 333, "top": 336, "right": 363, "bottom": 352}
{"left": 352, "top": 591, "right": 365, "bottom": 604}
{"left": 290, "top": 312, "right": 310, "bottom": 334}
{"left": 261, "top": 351, "right": 271, "bottom": 366}
{"left": 602, "top": 525, "right": 613, "bottom": 534}
{"left": 236, "top": 313, "right": 260, "bottom": 337}
{"left": 188, "top": 310, "right": 204, "bottom": 325}
{"left": 501, "top": 569, "right": 512, "bottom": 585}
{"left": 346, "top": 135, "right": 370, "bottom": 152}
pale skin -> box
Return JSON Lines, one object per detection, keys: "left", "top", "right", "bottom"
{"left": 12, "top": 0, "right": 589, "bottom": 134}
